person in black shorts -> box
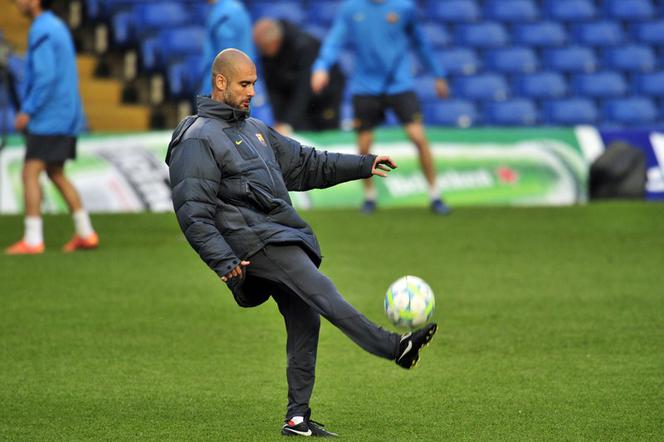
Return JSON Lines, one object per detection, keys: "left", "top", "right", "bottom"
{"left": 6, "top": 0, "right": 98, "bottom": 255}
{"left": 312, "top": 0, "right": 451, "bottom": 214}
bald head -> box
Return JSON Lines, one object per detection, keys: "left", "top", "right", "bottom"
{"left": 253, "top": 19, "right": 284, "bottom": 58}
{"left": 210, "top": 49, "right": 257, "bottom": 111}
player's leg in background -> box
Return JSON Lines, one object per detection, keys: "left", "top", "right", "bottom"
{"left": 352, "top": 95, "right": 384, "bottom": 213}
{"left": 46, "top": 163, "right": 97, "bottom": 248}
{"left": 23, "top": 159, "right": 46, "bottom": 218}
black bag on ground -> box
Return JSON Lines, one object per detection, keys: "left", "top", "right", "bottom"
{"left": 589, "top": 141, "right": 646, "bottom": 200}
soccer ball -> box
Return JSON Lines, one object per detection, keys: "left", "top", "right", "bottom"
{"left": 384, "top": 275, "right": 436, "bottom": 329}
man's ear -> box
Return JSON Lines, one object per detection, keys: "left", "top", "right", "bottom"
{"left": 215, "top": 73, "right": 227, "bottom": 91}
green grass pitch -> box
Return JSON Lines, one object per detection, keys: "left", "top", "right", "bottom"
{"left": 1, "top": 203, "right": 663, "bottom": 441}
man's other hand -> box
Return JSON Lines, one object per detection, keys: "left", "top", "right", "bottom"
{"left": 221, "top": 260, "right": 251, "bottom": 282}
{"left": 435, "top": 79, "right": 450, "bottom": 99}
{"left": 311, "top": 70, "right": 330, "bottom": 94}
{"left": 371, "top": 155, "right": 397, "bottom": 177}
{"left": 14, "top": 113, "right": 30, "bottom": 131}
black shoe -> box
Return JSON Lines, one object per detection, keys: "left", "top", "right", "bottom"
{"left": 396, "top": 323, "right": 437, "bottom": 369}
{"left": 281, "top": 418, "right": 338, "bottom": 437}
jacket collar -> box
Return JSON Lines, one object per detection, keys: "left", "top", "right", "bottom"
{"left": 196, "top": 95, "right": 249, "bottom": 123}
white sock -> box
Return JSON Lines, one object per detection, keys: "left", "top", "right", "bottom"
{"left": 73, "top": 210, "right": 95, "bottom": 238}
{"left": 365, "top": 187, "right": 377, "bottom": 202}
{"left": 24, "top": 216, "right": 43, "bottom": 246}
{"left": 428, "top": 184, "right": 440, "bottom": 201}
{"left": 289, "top": 416, "right": 304, "bottom": 425}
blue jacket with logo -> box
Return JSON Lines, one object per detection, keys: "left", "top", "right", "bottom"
{"left": 313, "top": 0, "right": 445, "bottom": 95}
{"left": 199, "top": 0, "right": 256, "bottom": 95}
{"left": 21, "top": 11, "right": 84, "bottom": 135}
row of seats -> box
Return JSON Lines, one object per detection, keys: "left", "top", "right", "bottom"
{"left": 421, "top": 97, "right": 662, "bottom": 127}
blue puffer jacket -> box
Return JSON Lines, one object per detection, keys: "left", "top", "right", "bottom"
{"left": 166, "top": 96, "right": 376, "bottom": 279}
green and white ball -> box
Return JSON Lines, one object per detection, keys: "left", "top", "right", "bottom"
{"left": 384, "top": 275, "right": 435, "bottom": 329}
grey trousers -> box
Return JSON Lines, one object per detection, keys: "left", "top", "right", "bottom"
{"left": 236, "top": 244, "right": 400, "bottom": 419}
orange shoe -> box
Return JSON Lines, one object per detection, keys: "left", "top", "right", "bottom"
{"left": 63, "top": 233, "right": 99, "bottom": 252}
{"left": 5, "top": 240, "right": 45, "bottom": 255}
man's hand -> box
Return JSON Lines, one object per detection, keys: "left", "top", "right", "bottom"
{"left": 14, "top": 113, "right": 30, "bottom": 131}
{"left": 435, "top": 78, "right": 450, "bottom": 99}
{"left": 311, "top": 70, "right": 329, "bottom": 94}
{"left": 221, "top": 260, "right": 251, "bottom": 282}
{"left": 371, "top": 155, "right": 397, "bottom": 177}
{"left": 275, "top": 123, "right": 293, "bottom": 136}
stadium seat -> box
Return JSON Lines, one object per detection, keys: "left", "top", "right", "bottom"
{"left": 426, "top": 0, "right": 480, "bottom": 23}
{"left": 604, "top": 45, "right": 657, "bottom": 72}
{"left": 111, "top": 11, "right": 134, "bottom": 45}
{"left": 436, "top": 48, "right": 480, "bottom": 76}
{"left": 421, "top": 23, "right": 450, "bottom": 48}
{"left": 485, "top": 47, "right": 538, "bottom": 74}
{"left": 543, "top": 46, "right": 597, "bottom": 73}
{"left": 134, "top": 3, "right": 191, "bottom": 31}
{"left": 573, "top": 22, "right": 625, "bottom": 46}
{"left": 141, "top": 27, "right": 205, "bottom": 71}
{"left": 423, "top": 100, "right": 479, "bottom": 127}
{"left": 513, "top": 22, "right": 566, "bottom": 47}
{"left": 250, "top": 1, "right": 305, "bottom": 24}
{"left": 454, "top": 74, "right": 509, "bottom": 101}
{"left": 456, "top": 23, "right": 509, "bottom": 48}
{"left": 542, "top": 99, "right": 598, "bottom": 125}
{"left": 484, "top": 100, "right": 538, "bottom": 126}
{"left": 634, "top": 72, "right": 664, "bottom": 97}
{"left": 484, "top": 0, "right": 538, "bottom": 23}
{"left": 606, "top": 0, "right": 655, "bottom": 21}
{"left": 416, "top": 76, "right": 446, "bottom": 103}
{"left": 514, "top": 73, "right": 567, "bottom": 99}
{"left": 572, "top": 72, "right": 627, "bottom": 98}
{"left": 167, "top": 55, "right": 203, "bottom": 97}
{"left": 543, "top": 0, "right": 596, "bottom": 22}
{"left": 603, "top": 98, "right": 657, "bottom": 125}
{"left": 306, "top": 0, "right": 340, "bottom": 26}
{"left": 632, "top": 21, "right": 664, "bottom": 46}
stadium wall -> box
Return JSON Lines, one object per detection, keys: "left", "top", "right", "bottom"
{"left": 0, "top": 127, "right": 661, "bottom": 214}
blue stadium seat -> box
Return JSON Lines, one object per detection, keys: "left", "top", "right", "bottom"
{"left": 485, "top": 0, "right": 538, "bottom": 23}
{"left": 423, "top": 101, "right": 479, "bottom": 127}
{"left": 603, "top": 98, "right": 657, "bottom": 125}
{"left": 573, "top": 22, "right": 625, "bottom": 46}
{"left": 632, "top": 21, "right": 664, "bottom": 46}
{"left": 634, "top": 72, "right": 664, "bottom": 97}
{"left": 514, "top": 73, "right": 567, "bottom": 99}
{"left": 513, "top": 22, "right": 566, "bottom": 47}
{"left": 606, "top": 0, "right": 655, "bottom": 21}
{"left": 421, "top": 23, "right": 450, "bottom": 48}
{"left": 306, "top": 0, "right": 340, "bottom": 26}
{"left": 572, "top": 72, "right": 627, "bottom": 98}
{"left": 426, "top": 0, "right": 480, "bottom": 23}
{"left": 484, "top": 100, "right": 538, "bottom": 125}
{"left": 134, "top": 3, "right": 191, "bottom": 31}
{"left": 436, "top": 48, "right": 480, "bottom": 76}
{"left": 454, "top": 74, "right": 509, "bottom": 101}
{"left": 250, "top": 1, "right": 305, "bottom": 24}
{"left": 543, "top": 0, "right": 596, "bottom": 22}
{"left": 542, "top": 99, "right": 598, "bottom": 125}
{"left": 141, "top": 26, "right": 205, "bottom": 71}
{"left": 485, "top": 47, "right": 538, "bottom": 74}
{"left": 543, "top": 46, "right": 597, "bottom": 73}
{"left": 456, "top": 23, "right": 509, "bottom": 48}
{"left": 604, "top": 45, "right": 657, "bottom": 72}
{"left": 167, "top": 55, "right": 203, "bottom": 97}
{"left": 111, "top": 11, "right": 134, "bottom": 45}
{"left": 416, "top": 76, "right": 446, "bottom": 103}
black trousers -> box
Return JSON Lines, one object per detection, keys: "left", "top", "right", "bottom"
{"left": 235, "top": 244, "right": 400, "bottom": 419}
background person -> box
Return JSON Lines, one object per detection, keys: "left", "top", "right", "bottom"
{"left": 166, "top": 49, "right": 437, "bottom": 437}
{"left": 5, "top": 0, "right": 97, "bottom": 255}
{"left": 253, "top": 18, "right": 345, "bottom": 135}
{"left": 311, "top": 0, "right": 451, "bottom": 214}
{"left": 199, "top": 0, "right": 255, "bottom": 96}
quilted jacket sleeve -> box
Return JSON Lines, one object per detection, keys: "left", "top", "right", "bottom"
{"left": 168, "top": 137, "right": 240, "bottom": 277}
{"left": 267, "top": 126, "right": 376, "bottom": 191}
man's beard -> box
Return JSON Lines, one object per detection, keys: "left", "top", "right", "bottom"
{"left": 224, "top": 91, "right": 249, "bottom": 111}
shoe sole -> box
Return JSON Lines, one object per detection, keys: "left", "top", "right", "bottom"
{"left": 411, "top": 324, "right": 438, "bottom": 369}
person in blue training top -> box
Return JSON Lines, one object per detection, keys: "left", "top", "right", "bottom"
{"left": 199, "top": 0, "right": 256, "bottom": 96}
{"left": 6, "top": 0, "right": 98, "bottom": 256}
{"left": 312, "top": 0, "right": 451, "bottom": 215}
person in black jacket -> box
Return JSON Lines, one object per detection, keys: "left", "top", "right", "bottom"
{"left": 166, "top": 49, "right": 437, "bottom": 437}
{"left": 253, "top": 18, "right": 345, "bottom": 134}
